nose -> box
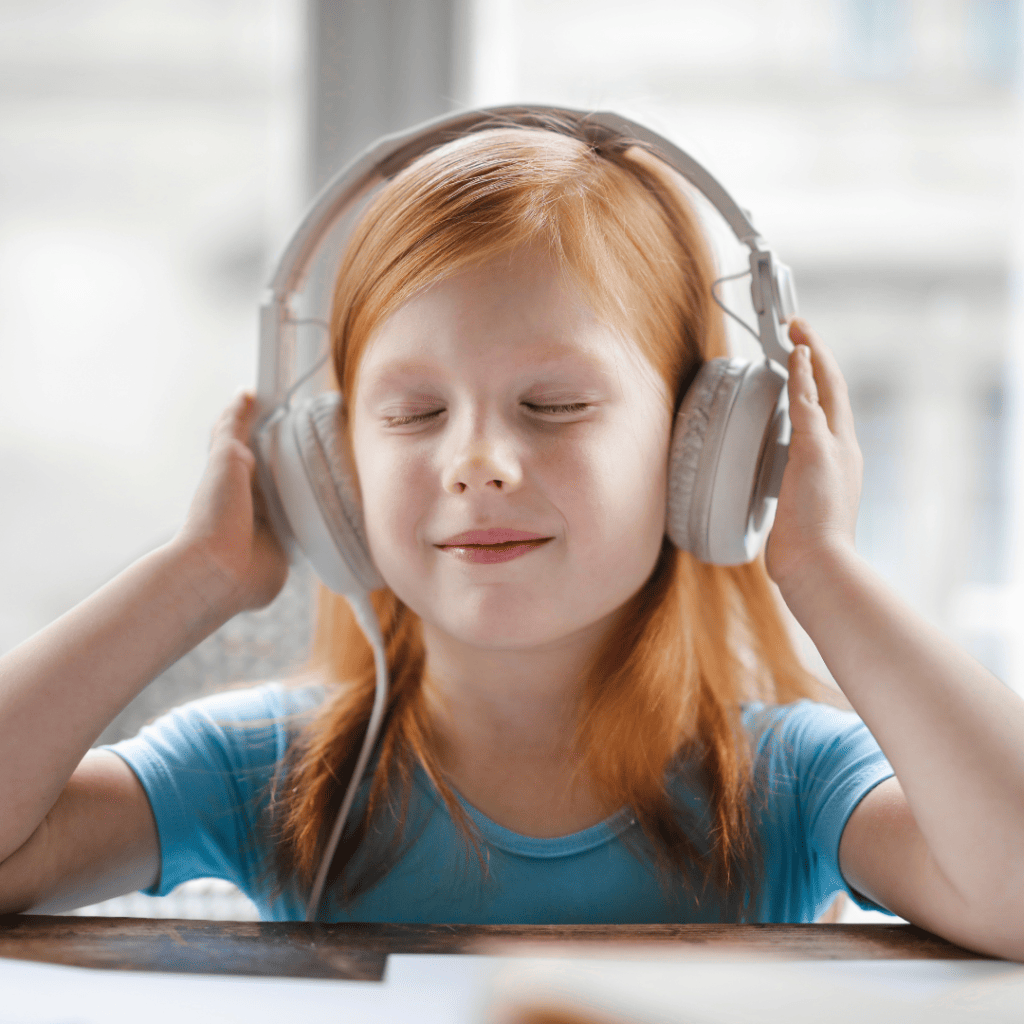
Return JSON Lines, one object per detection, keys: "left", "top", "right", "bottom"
{"left": 442, "top": 421, "right": 524, "bottom": 495}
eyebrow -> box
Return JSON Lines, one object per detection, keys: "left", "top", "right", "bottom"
{"left": 367, "top": 348, "right": 611, "bottom": 383}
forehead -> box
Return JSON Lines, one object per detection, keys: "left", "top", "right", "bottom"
{"left": 363, "top": 342, "right": 612, "bottom": 382}
{"left": 357, "top": 286, "right": 630, "bottom": 382}
{"left": 352, "top": 250, "right": 668, "bottom": 401}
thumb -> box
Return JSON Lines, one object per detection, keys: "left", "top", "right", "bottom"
{"left": 209, "top": 390, "right": 259, "bottom": 454}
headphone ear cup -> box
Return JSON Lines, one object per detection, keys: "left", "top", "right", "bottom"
{"left": 253, "top": 392, "right": 385, "bottom": 596}
{"left": 666, "top": 357, "right": 789, "bottom": 565}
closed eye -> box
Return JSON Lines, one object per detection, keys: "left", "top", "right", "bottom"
{"left": 383, "top": 403, "right": 590, "bottom": 427}
{"left": 530, "top": 402, "right": 590, "bottom": 415}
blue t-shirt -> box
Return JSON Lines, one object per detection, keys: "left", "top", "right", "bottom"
{"left": 101, "top": 682, "right": 897, "bottom": 923}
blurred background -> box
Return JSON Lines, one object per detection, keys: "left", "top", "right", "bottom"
{"left": 1, "top": 0, "right": 1021, "bottom": 924}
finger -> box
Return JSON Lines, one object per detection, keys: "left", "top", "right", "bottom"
{"left": 209, "top": 390, "right": 257, "bottom": 452}
{"left": 223, "top": 392, "right": 275, "bottom": 528}
{"left": 250, "top": 471, "right": 274, "bottom": 532}
{"left": 786, "top": 341, "right": 827, "bottom": 436}
{"left": 788, "top": 319, "right": 856, "bottom": 439}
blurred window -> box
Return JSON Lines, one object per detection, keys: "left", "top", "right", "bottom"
{"left": 837, "top": 0, "right": 914, "bottom": 80}
{"left": 850, "top": 378, "right": 906, "bottom": 585}
{"left": 967, "top": 377, "right": 1011, "bottom": 586}
{"left": 967, "top": 0, "right": 1023, "bottom": 84}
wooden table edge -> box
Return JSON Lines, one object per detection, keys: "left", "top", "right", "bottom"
{"left": 0, "top": 917, "right": 995, "bottom": 982}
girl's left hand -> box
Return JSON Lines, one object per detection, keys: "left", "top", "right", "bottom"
{"left": 764, "top": 318, "right": 864, "bottom": 596}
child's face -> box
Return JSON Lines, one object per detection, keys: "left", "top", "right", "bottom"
{"left": 350, "top": 246, "right": 674, "bottom": 655}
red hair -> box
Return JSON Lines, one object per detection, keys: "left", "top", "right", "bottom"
{"left": 262, "top": 116, "right": 838, "bottom": 919}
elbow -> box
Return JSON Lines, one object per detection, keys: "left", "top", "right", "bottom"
{"left": 0, "top": 861, "right": 40, "bottom": 917}
{"left": 930, "top": 902, "right": 1024, "bottom": 963}
{"left": 960, "top": 874, "right": 1024, "bottom": 962}
{"left": 961, "top": 933, "right": 1024, "bottom": 964}
{"left": 971, "top": 918, "right": 1024, "bottom": 964}
{"left": 0, "top": 820, "right": 49, "bottom": 917}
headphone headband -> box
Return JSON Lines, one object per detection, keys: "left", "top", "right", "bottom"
{"left": 256, "top": 104, "right": 796, "bottom": 412}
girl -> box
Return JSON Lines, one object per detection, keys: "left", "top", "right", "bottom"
{"left": 1, "top": 121, "right": 1023, "bottom": 960}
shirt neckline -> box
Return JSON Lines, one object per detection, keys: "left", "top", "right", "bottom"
{"left": 413, "top": 762, "right": 638, "bottom": 858}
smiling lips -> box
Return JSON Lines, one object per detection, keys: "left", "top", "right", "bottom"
{"left": 438, "top": 539, "right": 550, "bottom": 564}
{"left": 435, "top": 528, "right": 552, "bottom": 564}
{"left": 436, "top": 528, "right": 550, "bottom": 548}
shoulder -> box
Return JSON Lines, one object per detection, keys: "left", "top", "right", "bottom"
{"left": 117, "top": 680, "right": 329, "bottom": 773}
{"left": 739, "top": 697, "right": 899, "bottom": 919}
{"left": 172, "top": 680, "right": 328, "bottom": 728}
{"left": 739, "top": 697, "right": 894, "bottom": 822}
{"left": 740, "top": 697, "right": 881, "bottom": 767}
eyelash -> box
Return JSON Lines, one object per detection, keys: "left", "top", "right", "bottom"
{"left": 384, "top": 403, "right": 590, "bottom": 427}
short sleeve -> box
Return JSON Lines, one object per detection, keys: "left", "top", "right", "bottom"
{"left": 99, "top": 682, "right": 323, "bottom": 900}
{"left": 744, "top": 698, "right": 898, "bottom": 920}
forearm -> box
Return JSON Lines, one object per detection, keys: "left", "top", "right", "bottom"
{"left": 0, "top": 541, "right": 239, "bottom": 864}
{"left": 779, "top": 545, "right": 1024, "bottom": 921}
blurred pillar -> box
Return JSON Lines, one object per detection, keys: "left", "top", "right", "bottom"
{"left": 293, "top": 0, "right": 473, "bottom": 394}
{"left": 305, "top": 0, "right": 473, "bottom": 197}
{"left": 1007, "top": 32, "right": 1024, "bottom": 696}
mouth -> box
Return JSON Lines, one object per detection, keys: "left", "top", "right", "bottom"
{"left": 439, "top": 539, "right": 549, "bottom": 550}
{"left": 436, "top": 537, "right": 552, "bottom": 564}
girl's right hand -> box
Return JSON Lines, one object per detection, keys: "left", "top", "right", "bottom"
{"left": 172, "top": 390, "right": 290, "bottom": 615}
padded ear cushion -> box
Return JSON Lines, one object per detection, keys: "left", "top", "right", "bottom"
{"left": 250, "top": 388, "right": 386, "bottom": 595}
{"left": 291, "top": 392, "right": 386, "bottom": 593}
{"left": 666, "top": 357, "right": 788, "bottom": 565}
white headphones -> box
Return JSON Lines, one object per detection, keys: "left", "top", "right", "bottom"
{"left": 248, "top": 105, "right": 798, "bottom": 921}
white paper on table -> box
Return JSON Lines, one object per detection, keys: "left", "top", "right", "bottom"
{"left": 1, "top": 952, "right": 482, "bottom": 1024}
{"left": 2, "top": 949, "right": 1023, "bottom": 1024}
{"left": 480, "top": 954, "right": 1024, "bottom": 1023}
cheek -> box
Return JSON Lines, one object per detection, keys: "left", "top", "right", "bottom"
{"left": 352, "top": 428, "right": 408, "bottom": 548}
{"left": 573, "top": 425, "right": 667, "bottom": 516}
{"left": 359, "top": 449, "right": 428, "bottom": 545}
{"left": 545, "top": 432, "right": 667, "bottom": 543}
{"left": 580, "top": 438, "right": 669, "bottom": 595}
